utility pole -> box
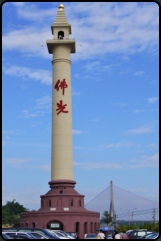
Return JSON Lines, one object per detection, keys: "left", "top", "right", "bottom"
{"left": 114, "top": 214, "right": 116, "bottom": 229}
{"left": 132, "top": 208, "right": 137, "bottom": 224}
{"left": 153, "top": 208, "right": 155, "bottom": 223}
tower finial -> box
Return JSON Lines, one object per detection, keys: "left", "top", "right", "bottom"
{"left": 59, "top": 4, "right": 64, "bottom": 10}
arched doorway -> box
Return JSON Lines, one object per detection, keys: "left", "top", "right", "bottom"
{"left": 47, "top": 220, "right": 63, "bottom": 230}
{"left": 76, "top": 222, "right": 79, "bottom": 233}
{"left": 84, "top": 222, "right": 88, "bottom": 234}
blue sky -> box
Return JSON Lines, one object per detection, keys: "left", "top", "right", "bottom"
{"left": 2, "top": 2, "right": 159, "bottom": 211}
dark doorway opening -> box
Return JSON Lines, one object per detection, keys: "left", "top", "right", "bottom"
{"left": 32, "top": 222, "right": 35, "bottom": 228}
{"left": 84, "top": 222, "right": 88, "bottom": 234}
{"left": 76, "top": 222, "right": 79, "bottom": 233}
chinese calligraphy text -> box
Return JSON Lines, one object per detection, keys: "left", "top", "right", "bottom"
{"left": 56, "top": 100, "right": 68, "bottom": 115}
{"left": 55, "top": 79, "right": 68, "bottom": 95}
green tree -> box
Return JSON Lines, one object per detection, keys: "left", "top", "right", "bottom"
{"left": 139, "top": 222, "right": 149, "bottom": 230}
{"left": 2, "top": 199, "right": 30, "bottom": 226}
{"left": 130, "top": 222, "right": 137, "bottom": 230}
{"left": 101, "top": 211, "right": 112, "bottom": 225}
{"left": 155, "top": 221, "right": 159, "bottom": 232}
{"left": 120, "top": 224, "right": 126, "bottom": 232}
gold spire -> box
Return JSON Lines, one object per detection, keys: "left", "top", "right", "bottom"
{"left": 59, "top": 4, "right": 64, "bottom": 10}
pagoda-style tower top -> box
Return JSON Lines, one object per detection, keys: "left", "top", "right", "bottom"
{"left": 54, "top": 4, "right": 68, "bottom": 24}
{"left": 51, "top": 4, "right": 72, "bottom": 39}
{"left": 47, "top": 4, "right": 75, "bottom": 54}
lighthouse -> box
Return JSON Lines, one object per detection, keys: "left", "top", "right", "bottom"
{"left": 20, "top": 5, "right": 100, "bottom": 238}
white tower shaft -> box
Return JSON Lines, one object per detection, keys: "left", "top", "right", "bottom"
{"left": 46, "top": 6, "right": 75, "bottom": 180}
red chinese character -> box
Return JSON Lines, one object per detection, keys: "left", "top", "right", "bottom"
{"left": 59, "top": 79, "right": 68, "bottom": 95}
{"left": 54, "top": 79, "right": 60, "bottom": 91}
{"left": 54, "top": 79, "right": 68, "bottom": 95}
{"left": 56, "top": 100, "right": 68, "bottom": 115}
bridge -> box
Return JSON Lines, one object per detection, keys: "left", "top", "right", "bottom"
{"left": 85, "top": 181, "right": 159, "bottom": 224}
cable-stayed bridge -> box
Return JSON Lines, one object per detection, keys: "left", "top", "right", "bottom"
{"left": 85, "top": 181, "right": 159, "bottom": 224}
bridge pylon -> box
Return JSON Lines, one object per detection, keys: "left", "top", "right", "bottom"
{"left": 110, "top": 181, "right": 116, "bottom": 228}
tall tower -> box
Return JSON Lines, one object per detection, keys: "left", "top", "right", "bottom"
{"left": 46, "top": 4, "right": 75, "bottom": 181}
{"left": 20, "top": 5, "right": 100, "bottom": 238}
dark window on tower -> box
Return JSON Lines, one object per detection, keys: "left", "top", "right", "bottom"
{"left": 70, "top": 199, "right": 73, "bottom": 206}
{"left": 60, "top": 190, "right": 63, "bottom": 194}
{"left": 49, "top": 199, "right": 51, "bottom": 207}
{"left": 58, "top": 31, "right": 64, "bottom": 39}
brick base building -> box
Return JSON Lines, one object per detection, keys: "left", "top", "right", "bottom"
{"left": 20, "top": 180, "right": 100, "bottom": 239}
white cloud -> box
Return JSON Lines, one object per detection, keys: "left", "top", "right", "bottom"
{"left": 22, "top": 110, "right": 47, "bottom": 119}
{"left": 85, "top": 61, "right": 100, "bottom": 72}
{"left": 106, "top": 118, "right": 114, "bottom": 121}
{"left": 31, "top": 122, "right": 43, "bottom": 128}
{"left": 74, "top": 161, "right": 123, "bottom": 170}
{"left": 148, "top": 97, "right": 158, "bottom": 103}
{"left": 28, "top": 164, "right": 50, "bottom": 171}
{"left": 127, "top": 159, "right": 138, "bottom": 163}
{"left": 119, "top": 68, "right": 132, "bottom": 75}
{"left": 123, "top": 126, "right": 154, "bottom": 135}
{"left": 22, "top": 110, "right": 37, "bottom": 118}
{"left": 72, "top": 91, "right": 81, "bottom": 96}
{"left": 113, "top": 102, "right": 127, "bottom": 107}
{"left": 4, "top": 157, "right": 51, "bottom": 171}
{"left": 141, "top": 153, "right": 159, "bottom": 167}
{"left": 69, "top": 2, "right": 159, "bottom": 59}
{"left": 5, "top": 158, "right": 32, "bottom": 168}
{"left": 129, "top": 187, "right": 159, "bottom": 193}
{"left": 2, "top": 3, "right": 158, "bottom": 60}
{"left": 2, "top": 27, "right": 51, "bottom": 58}
{"left": 134, "top": 71, "right": 144, "bottom": 76}
{"left": 72, "top": 129, "right": 82, "bottom": 135}
{"left": 3, "top": 65, "right": 52, "bottom": 85}
{"left": 128, "top": 187, "right": 159, "bottom": 202}
{"left": 3, "top": 129, "right": 23, "bottom": 135}
{"left": 146, "top": 143, "right": 158, "bottom": 148}
{"left": 91, "top": 118, "right": 101, "bottom": 122}
{"left": 6, "top": 142, "right": 50, "bottom": 148}
{"left": 20, "top": 96, "right": 51, "bottom": 119}
{"left": 133, "top": 109, "right": 145, "bottom": 113}
{"left": 151, "top": 80, "right": 158, "bottom": 85}
{"left": 74, "top": 153, "right": 159, "bottom": 170}
{"left": 100, "top": 141, "right": 133, "bottom": 148}
{"left": 5, "top": 157, "right": 32, "bottom": 164}
{"left": 126, "top": 154, "right": 159, "bottom": 168}
{"left": 36, "top": 96, "right": 52, "bottom": 108}
{"left": 12, "top": 2, "right": 26, "bottom": 7}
